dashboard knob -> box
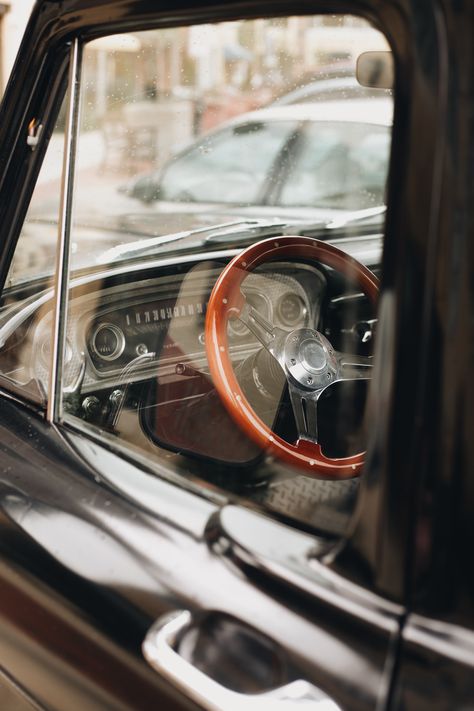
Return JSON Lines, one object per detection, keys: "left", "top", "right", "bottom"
{"left": 353, "top": 320, "right": 375, "bottom": 344}
{"left": 81, "top": 395, "right": 101, "bottom": 419}
{"left": 109, "top": 389, "right": 124, "bottom": 406}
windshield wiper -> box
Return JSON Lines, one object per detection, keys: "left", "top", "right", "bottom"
{"left": 96, "top": 208, "right": 385, "bottom": 266}
{"left": 203, "top": 219, "right": 289, "bottom": 244}
{"left": 95, "top": 219, "right": 288, "bottom": 264}
{"left": 325, "top": 205, "right": 386, "bottom": 230}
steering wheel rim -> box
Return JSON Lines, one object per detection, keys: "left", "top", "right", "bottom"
{"left": 205, "top": 236, "right": 379, "bottom": 479}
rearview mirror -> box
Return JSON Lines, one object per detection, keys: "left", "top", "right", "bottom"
{"left": 357, "top": 51, "right": 394, "bottom": 89}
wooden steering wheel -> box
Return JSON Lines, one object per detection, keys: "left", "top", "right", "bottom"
{"left": 205, "top": 236, "right": 379, "bottom": 478}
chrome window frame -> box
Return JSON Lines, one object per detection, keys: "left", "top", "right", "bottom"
{"left": 47, "top": 38, "right": 81, "bottom": 423}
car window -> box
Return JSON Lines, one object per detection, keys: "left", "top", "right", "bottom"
{"left": 278, "top": 120, "right": 391, "bottom": 209}
{"left": 0, "top": 14, "right": 394, "bottom": 539}
{"left": 158, "top": 121, "right": 299, "bottom": 204}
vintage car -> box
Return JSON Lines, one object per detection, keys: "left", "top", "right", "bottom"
{"left": 0, "top": 1, "right": 471, "bottom": 710}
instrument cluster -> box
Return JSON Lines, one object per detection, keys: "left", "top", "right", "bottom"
{"left": 30, "top": 261, "right": 327, "bottom": 394}
{"left": 83, "top": 264, "right": 324, "bottom": 387}
{"left": 87, "top": 295, "right": 209, "bottom": 375}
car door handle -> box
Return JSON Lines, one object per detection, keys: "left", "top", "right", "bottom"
{"left": 143, "top": 610, "right": 342, "bottom": 711}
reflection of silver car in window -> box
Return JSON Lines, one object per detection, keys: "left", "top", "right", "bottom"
{"left": 123, "top": 99, "right": 393, "bottom": 218}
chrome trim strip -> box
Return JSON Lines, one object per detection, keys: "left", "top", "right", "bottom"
{"left": 47, "top": 39, "right": 82, "bottom": 423}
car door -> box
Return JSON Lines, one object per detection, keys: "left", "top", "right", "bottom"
{"left": 389, "top": 6, "right": 474, "bottom": 703}
{"left": 0, "top": 1, "right": 450, "bottom": 710}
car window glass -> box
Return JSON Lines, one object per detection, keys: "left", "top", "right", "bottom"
{"left": 0, "top": 15, "right": 394, "bottom": 538}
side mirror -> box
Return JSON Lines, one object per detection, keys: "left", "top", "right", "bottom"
{"left": 357, "top": 51, "right": 394, "bottom": 89}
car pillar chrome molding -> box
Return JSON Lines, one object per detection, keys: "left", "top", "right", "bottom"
{"left": 47, "top": 38, "right": 82, "bottom": 423}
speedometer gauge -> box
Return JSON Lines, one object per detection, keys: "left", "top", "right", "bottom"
{"left": 91, "top": 323, "right": 126, "bottom": 361}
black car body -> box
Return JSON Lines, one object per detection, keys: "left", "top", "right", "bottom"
{"left": 0, "top": 1, "right": 472, "bottom": 711}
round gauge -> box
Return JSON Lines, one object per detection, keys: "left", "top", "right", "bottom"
{"left": 228, "top": 293, "right": 266, "bottom": 338}
{"left": 91, "top": 323, "right": 125, "bottom": 361}
{"left": 277, "top": 293, "right": 306, "bottom": 327}
{"left": 228, "top": 314, "right": 248, "bottom": 337}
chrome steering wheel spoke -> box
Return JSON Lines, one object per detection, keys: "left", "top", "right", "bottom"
{"left": 335, "top": 352, "right": 373, "bottom": 381}
{"left": 236, "top": 300, "right": 286, "bottom": 361}
{"left": 235, "top": 297, "right": 373, "bottom": 446}
{"left": 288, "top": 382, "right": 320, "bottom": 444}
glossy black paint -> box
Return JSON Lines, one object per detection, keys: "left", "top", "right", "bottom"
{"left": 0, "top": 396, "right": 202, "bottom": 709}
{"left": 0, "top": 0, "right": 470, "bottom": 709}
{"left": 390, "top": 1, "right": 474, "bottom": 706}
{"left": 0, "top": 393, "right": 396, "bottom": 710}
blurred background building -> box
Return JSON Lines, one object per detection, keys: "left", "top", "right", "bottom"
{"left": 0, "top": 0, "right": 35, "bottom": 94}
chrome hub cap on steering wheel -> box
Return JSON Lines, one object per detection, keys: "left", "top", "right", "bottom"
{"left": 284, "top": 329, "right": 338, "bottom": 390}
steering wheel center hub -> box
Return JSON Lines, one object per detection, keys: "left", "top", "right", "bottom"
{"left": 285, "top": 328, "right": 337, "bottom": 389}
{"left": 300, "top": 339, "right": 327, "bottom": 373}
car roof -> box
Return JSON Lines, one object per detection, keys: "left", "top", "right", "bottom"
{"left": 271, "top": 77, "right": 388, "bottom": 105}
{"left": 222, "top": 98, "right": 393, "bottom": 129}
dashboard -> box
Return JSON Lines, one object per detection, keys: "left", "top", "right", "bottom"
{"left": 0, "top": 251, "right": 374, "bottom": 422}
{"left": 0, "top": 249, "right": 375, "bottom": 532}
{"left": 35, "top": 260, "right": 327, "bottom": 396}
